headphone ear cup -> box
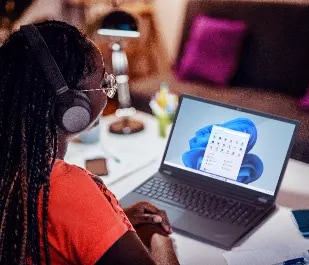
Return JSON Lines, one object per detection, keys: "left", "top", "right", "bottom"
{"left": 54, "top": 90, "right": 92, "bottom": 133}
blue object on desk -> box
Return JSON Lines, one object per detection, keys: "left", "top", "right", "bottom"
{"left": 283, "top": 257, "right": 305, "bottom": 265}
{"left": 292, "top": 209, "right": 309, "bottom": 238}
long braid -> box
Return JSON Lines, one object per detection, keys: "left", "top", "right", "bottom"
{"left": 0, "top": 20, "right": 97, "bottom": 265}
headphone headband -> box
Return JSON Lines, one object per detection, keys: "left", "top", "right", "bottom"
{"left": 20, "top": 24, "right": 68, "bottom": 95}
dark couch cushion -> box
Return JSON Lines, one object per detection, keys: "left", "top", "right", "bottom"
{"left": 175, "top": 0, "right": 309, "bottom": 96}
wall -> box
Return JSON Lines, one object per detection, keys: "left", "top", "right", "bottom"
{"left": 152, "top": 0, "right": 188, "bottom": 65}
{"left": 12, "top": 0, "right": 188, "bottom": 65}
{"left": 12, "top": 0, "right": 62, "bottom": 27}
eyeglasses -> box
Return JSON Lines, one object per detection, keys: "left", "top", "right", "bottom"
{"left": 79, "top": 72, "right": 118, "bottom": 98}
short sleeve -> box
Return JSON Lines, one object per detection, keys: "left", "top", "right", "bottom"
{"left": 38, "top": 160, "right": 134, "bottom": 265}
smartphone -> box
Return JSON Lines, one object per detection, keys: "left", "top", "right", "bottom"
{"left": 85, "top": 157, "right": 109, "bottom": 176}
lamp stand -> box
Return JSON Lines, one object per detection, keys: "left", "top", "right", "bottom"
{"left": 108, "top": 42, "right": 144, "bottom": 134}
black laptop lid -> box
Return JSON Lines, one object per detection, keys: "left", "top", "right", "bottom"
{"left": 160, "top": 94, "right": 299, "bottom": 201}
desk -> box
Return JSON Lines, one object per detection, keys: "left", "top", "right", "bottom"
{"left": 109, "top": 157, "right": 309, "bottom": 264}
{"left": 65, "top": 111, "right": 167, "bottom": 186}
{"left": 65, "top": 111, "right": 309, "bottom": 265}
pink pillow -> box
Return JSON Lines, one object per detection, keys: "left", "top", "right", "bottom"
{"left": 299, "top": 89, "right": 309, "bottom": 109}
{"left": 175, "top": 15, "right": 247, "bottom": 85}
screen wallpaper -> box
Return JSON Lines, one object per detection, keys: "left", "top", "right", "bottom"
{"left": 163, "top": 97, "right": 297, "bottom": 195}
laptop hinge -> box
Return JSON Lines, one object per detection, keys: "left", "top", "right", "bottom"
{"left": 162, "top": 169, "right": 172, "bottom": 175}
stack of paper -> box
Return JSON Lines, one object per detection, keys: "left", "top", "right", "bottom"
{"left": 222, "top": 206, "right": 309, "bottom": 265}
{"left": 223, "top": 241, "right": 309, "bottom": 265}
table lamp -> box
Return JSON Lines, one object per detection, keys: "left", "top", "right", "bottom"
{"left": 97, "top": 8, "right": 144, "bottom": 134}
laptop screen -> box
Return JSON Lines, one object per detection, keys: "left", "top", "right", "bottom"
{"left": 163, "top": 95, "right": 298, "bottom": 196}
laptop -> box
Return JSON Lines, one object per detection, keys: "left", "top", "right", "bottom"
{"left": 120, "top": 94, "right": 299, "bottom": 249}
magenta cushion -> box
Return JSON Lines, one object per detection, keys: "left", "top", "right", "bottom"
{"left": 299, "top": 89, "right": 309, "bottom": 109}
{"left": 175, "top": 15, "right": 247, "bottom": 85}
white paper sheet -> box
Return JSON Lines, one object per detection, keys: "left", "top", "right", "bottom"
{"left": 222, "top": 207, "right": 309, "bottom": 265}
{"left": 223, "top": 241, "right": 309, "bottom": 265}
{"left": 64, "top": 141, "right": 157, "bottom": 186}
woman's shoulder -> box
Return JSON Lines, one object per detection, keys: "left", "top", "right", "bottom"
{"left": 52, "top": 158, "right": 91, "bottom": 175}
{"left": 39, "top": 159, "right": 134, "bottom": 265}
{"left": 52, "top": 158, "right": 98, "bottom": 177}
{"left": 50, "top": 159, "right": 103, "bottom": 191}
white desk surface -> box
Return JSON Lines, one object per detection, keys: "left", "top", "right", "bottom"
{"left": 108, "top": 157, "right": 309, "bottom": 265}
{"left": 65, "top": 112, "right": 309, "bottom": 265}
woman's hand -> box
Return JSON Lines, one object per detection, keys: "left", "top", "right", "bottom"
{"left": 123, "top": 201, "right": 173, "bottom": 234}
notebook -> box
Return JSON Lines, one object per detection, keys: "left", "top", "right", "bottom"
{"left": 120, "top": 94, "right": 299, "bottom": 249}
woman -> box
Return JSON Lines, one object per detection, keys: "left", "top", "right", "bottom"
{"left": 0, "top": 20, "right": 179, "bottom": 265}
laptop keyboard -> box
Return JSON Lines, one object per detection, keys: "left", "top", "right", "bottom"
{"left": 135, "top": 177, "right": 262, "bottom": 227}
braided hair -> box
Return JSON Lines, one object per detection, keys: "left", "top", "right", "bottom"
{"left": 0, "top": 20, "right": 97, "bottom": 265}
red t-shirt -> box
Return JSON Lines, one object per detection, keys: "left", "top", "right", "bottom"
{"left": 37, "top": 159, "right": 134, "bottom": 265}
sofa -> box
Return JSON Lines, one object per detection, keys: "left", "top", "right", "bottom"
{"left": 128, "top": 0, "right": 309, "bottom": 164}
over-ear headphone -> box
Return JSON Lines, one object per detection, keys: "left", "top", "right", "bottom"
{"left": 20, "top": 24, "right": 92, "bottom": 134}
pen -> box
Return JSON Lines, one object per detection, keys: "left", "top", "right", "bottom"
{"left": 101, "top": 147, "right": 121, "bottom": 163}
{"left": 283, "top": 257, "right": 305, "bottom": 265}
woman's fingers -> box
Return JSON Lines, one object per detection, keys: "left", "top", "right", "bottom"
{"left": 133, "top": 214, "right": 163, "bottom": 225}
{"left": 140, "top": 202, "right": 173, "bottom": 233}
{"left": 126, "top": 202, "right": 173, "bottom": 233}
{"left": 157, "top": 210, "right": 173, "bottom": 234}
